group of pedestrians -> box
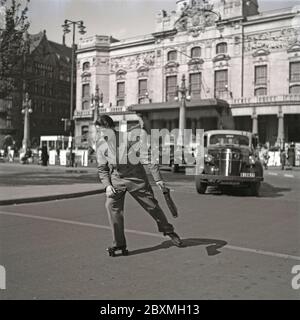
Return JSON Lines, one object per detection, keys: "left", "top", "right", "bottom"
{"left": 280, "top": 143, "right": 296, "bottom": 170}
{"left": 258, "top": 143, "right": 296, "bottom": 170}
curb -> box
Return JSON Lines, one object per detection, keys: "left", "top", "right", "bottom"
{"left": 0, "top": 188, "right": 105, "bottom": 206}
{"left": 267, "top": 172, "right": 297, "bottom": 178}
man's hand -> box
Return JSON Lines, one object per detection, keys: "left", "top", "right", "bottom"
{"left": 156, "top": 180, "right": 166, "bottom": 191}
{"left": 106, "top": 185, "right": 116, "bottom": 198}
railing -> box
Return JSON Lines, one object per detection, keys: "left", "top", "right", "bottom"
{"left": 73, "top": 106, "right": 130, "bottom": 118}
{"left": 230, "top": 94, "right": 300, "bottom": 105}
{"left": 99, "top": 106, "right": 129, "bottom": 113}
{"left": 73, "top": 109, "right": 93, "bottom": 118}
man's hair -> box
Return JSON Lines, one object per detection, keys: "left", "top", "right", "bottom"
{"left": 94, "top": 115, "right": 115, "bottom": 129}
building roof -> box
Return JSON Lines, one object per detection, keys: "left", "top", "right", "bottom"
{"left": 48, "top": 40, "right": 72, "bottom": 58}
{"left": 28, "top": 31, "right": 45, "bottom": 54}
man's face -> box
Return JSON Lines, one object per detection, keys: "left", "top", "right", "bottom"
{"left": 95, "top": 125, "right": 106, "bottom": 138}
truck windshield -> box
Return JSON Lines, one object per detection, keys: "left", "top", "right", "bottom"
{"left": 209, "top": 134, "right": 249, "bottom": 146}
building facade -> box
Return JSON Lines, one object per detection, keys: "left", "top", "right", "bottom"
{"left": 0, "top": 30, "right": 72, "bottom": 149}
{"left": 74, "top": 0, "right": 300, "bottom": 148}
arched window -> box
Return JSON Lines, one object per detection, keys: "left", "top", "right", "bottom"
{"left": 216, "top": 42, "right": 228, "bottom": 54}
{"left": 82, "top": 62, "right": 90, "bottom": 71}
{"left": 289, "top": 85, "right": 300, "bottom": 94}
{"left": 254, "top": 87, "right": 267, "bottom": 96}
{"left": 191, "top": 47, "right": 201, "bottom": 58}
{"left": 167, "top": 50, "right": 177, "bottom": 61}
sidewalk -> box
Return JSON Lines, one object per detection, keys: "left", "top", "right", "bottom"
{"left": 0, "top": 162, "right": 299, "bottom": 206}
{"left": 265, "top": 166, "right": 300, "bottom": 179}
{"left": 0, "top": 162, "right": 105, "bottom": 206}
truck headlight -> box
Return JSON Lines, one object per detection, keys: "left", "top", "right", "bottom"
{"left": 204, "top": 154, "right": 214, "bottom": 163}
{"left": 233, "top": 152, "right": 240, "bottom": 160}
{"left": 249, "top": 155, "right": 256, "bottom": 165}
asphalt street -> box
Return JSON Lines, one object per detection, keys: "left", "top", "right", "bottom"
{"left": 0, "top": 173, "right": 299, "bottom": 300}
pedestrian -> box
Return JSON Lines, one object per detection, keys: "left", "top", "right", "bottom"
{"left": 280, "top": 149, "right": 286, "bottom": 170}
{"left": 287, "top": 142, "right": 295, "bottom": 167}
{"left": 7, "top": 145, "right": 14, "bottom": 162}
{"left": 95, "top": 114, "right": 183, "bottom": 256}
{"left": 262, "top": 145, "right": 270, "bottom": 170}
{"left": 41, "top": 145, "right": 49, "bottom": 166}
{"left": 21, "top": 147, "right": 32, "bottom": 164}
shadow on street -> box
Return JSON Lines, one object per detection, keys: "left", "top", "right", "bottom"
{"left": 205, "top": 182, "right": 291, "bottom": 198}
{"left": 126, "top": 238, "right": 228, "bottom": 257}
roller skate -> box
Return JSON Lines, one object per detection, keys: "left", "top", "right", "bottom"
{"left": 165, "top": 232, "right": 183, "bottom": 247}
{"left": 106, "top": 245, "right": 129, "bottom": 257}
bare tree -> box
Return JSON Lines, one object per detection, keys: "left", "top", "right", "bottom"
{"left": 0, "top": 0, "right": 30, "bottom": 99}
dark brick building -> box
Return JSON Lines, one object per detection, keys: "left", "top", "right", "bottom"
{"left": 0, "top": 30, "right": 73, "bottom": 149}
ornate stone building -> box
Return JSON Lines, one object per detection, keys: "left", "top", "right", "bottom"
{"left": 74, "top": 0, "right": 300, "bottom": 148}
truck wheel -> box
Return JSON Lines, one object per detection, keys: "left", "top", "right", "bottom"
{"left": 249, "top": 182, "right": 260, "bottom": 197}
{"left": 196, "top": 177, "right": 207, "bottom": 194}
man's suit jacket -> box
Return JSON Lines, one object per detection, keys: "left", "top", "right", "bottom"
{"left": 96, "top": 129, "right": 162, "bottom": 191}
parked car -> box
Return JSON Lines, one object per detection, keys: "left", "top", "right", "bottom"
{"left": 195, "top": 130, "right": 263, "bottom": 196}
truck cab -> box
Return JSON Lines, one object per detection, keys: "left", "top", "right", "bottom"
{"left": 195, "top": 130, "right": 263, "bottom": 196}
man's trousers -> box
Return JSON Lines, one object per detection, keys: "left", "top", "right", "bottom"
{"left": 105, "top": 182, "right": 174, "bottom": 247}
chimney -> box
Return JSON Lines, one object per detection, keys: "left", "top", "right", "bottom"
{"left": 62, "top": 33, "right": 66, "bottom": 46}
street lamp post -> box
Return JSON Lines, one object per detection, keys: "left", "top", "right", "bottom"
{"left": 173, "top": 75, "right": 191, "bottom": 172}
{"left": 91, "top": 84, "right": 103, "bottom": 123}
{"left": 62, "top": 19, "right": 86, "bottom": 165}
{"left": 62, "top": 19, "right": 86, "bottom": 120}
{"left": 21, "top": 92, "right": 32, "bottom": 151}
{"left": 175, "top": 74, "right": 191, "bottom": 140}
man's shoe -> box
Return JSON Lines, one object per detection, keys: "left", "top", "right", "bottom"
{"left": 106, "top": 245, "right": 129, "bottom": 257}
{"left": 165, "top": 232, "right": 183, "bottom": 247}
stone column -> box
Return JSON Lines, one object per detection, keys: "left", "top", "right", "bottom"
{"left": 277, "top": 106, "right": 284, "bottom": 146}
{"left": 252, "top": 107, "right": 258, "bottom": 135}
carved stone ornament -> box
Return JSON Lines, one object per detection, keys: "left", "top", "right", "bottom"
{"left": 212, "top": 54, "right": 231, "bottom": 62}
{"left": 245, "top": 28, "right": 300, "bottom": 53}
{"left": 213, "top": 60, "right": 229, "bottom": 69}
{"left": 252, "top": 49, "right": 270, "bottom": 57}
{"left": 81, "top": 71, "right": 91, "bottom": 82}
{"left": 187, "top": 58, "right": 204, "bottom": 65}
{"left": 116, "top": 69, "right": 127, "bottom": 80}
{"left": 164, "top": 61, "right": 179, "bottom": 74}
{"left": 110, "top": 52, "right": 155, "bottom": 73}
{"left": 287, "top": 43, "right": 300, "bottom": 53}
{"left": 137, "top": 66, "right": 149, "bottom": 78}
{"left": 174, "top": 1, "right": 218, "bottom": 35}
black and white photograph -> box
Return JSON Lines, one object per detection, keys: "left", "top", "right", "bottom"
{"left": 0, "top": 0, "right": 300, "bottom": 306}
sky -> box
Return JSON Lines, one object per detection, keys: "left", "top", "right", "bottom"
{"left": 27, "top": 0, "right": 300, "bottom": 46}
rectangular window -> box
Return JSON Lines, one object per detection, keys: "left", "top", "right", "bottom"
{"left": 255, "top": 65, "right": 267, "bottom": 86}
{"left": 290, "top": 62, "right": 300, "bottom": 82}
{"left": 138, "top": 79, "right": 147, "bottom": 96}
{"left": 81, "top": 125, "right": 89, "bottom": 142}
{"left": 117, "top": 82, "right": 125, "bottom": 98}
{"left": 189, "top": 73, "right": 201, "bottom": 99}
{"left": 214, "top": 70, "right": 228, "bottom": 98}
{"left": 82, "top": 84, "right": 90, "bottom": 98}
{"left": 216, "top": 43, "right": 227, "bottom": 54}
{"left": 166, "top": 75, "right": 177, "bottom": 102}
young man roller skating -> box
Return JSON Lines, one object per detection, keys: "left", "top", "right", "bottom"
{"left": 95, "top": 115, "right": 183, "bottom": 256}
